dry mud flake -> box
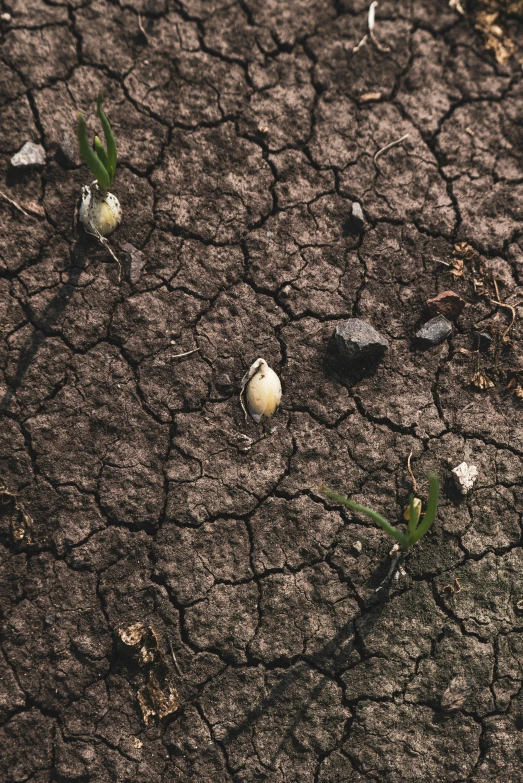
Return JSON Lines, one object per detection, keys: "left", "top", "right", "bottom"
{"left": 3, "top": 0, "right": 523, "bottom": 781}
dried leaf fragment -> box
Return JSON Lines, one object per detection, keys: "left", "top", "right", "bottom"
{"left": 117, "top": 623, "right": 159, "bottom": 666}
{"left": 475, "top": 11, "right": 517, "bottom": 65}
{"left": 138, "top": 669, "right": 179, "bottom": 726}
{"left": 468, "top": 371, "right": 494, "bottom": 391}
{"left": 441, "top": 674, "right": 473, "bottom": 712}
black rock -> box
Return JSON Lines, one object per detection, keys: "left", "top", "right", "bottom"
{"left": 346, "top": 202, "right": 365, "bottom": 234}
{"left": 335, "top": 319, "right": 389, "bottom": 363}
{"left": 414, "top": 315, "right": 452, "bottom": 347}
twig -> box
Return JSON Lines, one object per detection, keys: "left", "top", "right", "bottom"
{"left": 368, "top": 1, "right": 391, "bottom": 53}
{"left": 369, "top": 29, "right": 390, "bottom": 53}
{"left": 171, "top": 347, "right": 200, "bottom": 359}
{"left": 488, "top": 296, "right": 516, "bottom": 340}
{"left": 374, "top": 133, "right": 409, "bottom": 164}
{"left": 87, "top": 219, "right": 122, "bottom": 282}
{"left": 168, "top": 639, "right": 184, "bottom": 678}
{"left": 407, "top": 451, "right": 418, "bottom": 495}
{"left": 352, "top": 34, "right": 368, "bottom": 53}
{"left": 0, "top": 189, "right": 32, "bottom": 218}
{"left": 137, "top": 13, "right": 149, "bottom": 42}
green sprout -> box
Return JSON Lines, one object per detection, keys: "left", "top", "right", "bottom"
{"left": 320, "top": 474, "right": 439, "bottom": 550}
{"left": 76, "top": 92, "right": 117, "bottom": 192}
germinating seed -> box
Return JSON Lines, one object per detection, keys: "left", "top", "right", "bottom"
{"left": 240, "top": 358, "right": 282, "bottom": 423}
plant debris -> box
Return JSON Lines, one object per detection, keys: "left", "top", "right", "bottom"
{"left": 137, "top": 669, "right": 179, "bottom": 726}
{"left": 427, "top": 291, "right": 466, "bottom": 320}
{"left": 374, "top": 133, "right": 409, "bottom": 165}
{"left": 0, "top": 479, "right": 33, "bottom": 544}
{"left": 452, "top": 462, "right": 479, "bottom": 495}
{"left": 117, "top": 623, "right": 159, "bottom": 666}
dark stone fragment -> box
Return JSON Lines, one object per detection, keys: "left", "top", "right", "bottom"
{"left": 345, "top": 202, "right": 365, "bottom": 234}
{"left": 414, "top": 315, "right": 452, "bottom": 347}
{"left": 335, "top": 319, "right": 389, "bottom": 363}
{"left": 427, "top": 290, "right": 465, "bottom": 319}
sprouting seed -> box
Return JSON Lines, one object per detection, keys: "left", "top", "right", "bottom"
{"left": 77, "top": 92, "right": 121, "bottom": 237}
{"left": 320, "top": 474, "right": 439, "bottom": 550}
{"left": 240, "top": 358, "right": 282, "bottom": 423}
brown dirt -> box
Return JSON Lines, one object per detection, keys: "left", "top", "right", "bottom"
{"left": 2, "top": 1, "right": 523, "bottom": 781}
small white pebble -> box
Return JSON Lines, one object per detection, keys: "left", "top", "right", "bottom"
{"left": 452, "top": 462, "right": 478, "bottom": 495}
{"left": 352, "top": 540, "right": 362, "bottom": 553}
{"left": 11, "top": 142, "right": 45, "bottom": 168}
{"left": 1, "top": 12, "right": 12, "bottom": 21}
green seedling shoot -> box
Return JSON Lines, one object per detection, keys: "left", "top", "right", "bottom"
{"left": 320, "top": 473, "right": 439, "bottom": 550}
{"left": 77, "top": 93, "right": 121, "bottom": 237}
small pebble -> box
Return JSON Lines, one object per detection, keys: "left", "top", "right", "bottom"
{"left": 10, "top": 142, "right": 46, "bottom": 168}
{"left": 335, "top": 318, "right": 389, "bottom": 363}
{"left": 427, "top": 290, "right": 465, "bottom": 320}
{"left": 414, "top": 315, "right": 452, "bottom": 347}
{"left": 346, "top": 202, "right": 364, "bottom": 234}
{"left": 1, "top": 12, "right": 12, "bottom": 21}
{"left": 352, "top": 540, "right": 362, "bottom": 553}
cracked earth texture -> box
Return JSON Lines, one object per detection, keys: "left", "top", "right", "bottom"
{"left": 2, "top": 0, "right": 523, "bottom": 781}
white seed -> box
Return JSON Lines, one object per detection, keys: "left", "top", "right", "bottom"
{"left": 79, "top": 183, "right": 121, "bottom": 237}
{"left": 240, "top": 358, "right": 282, "bottom": 423}
{"left": 452, "top": 462, "right": 478, "bottom": 495}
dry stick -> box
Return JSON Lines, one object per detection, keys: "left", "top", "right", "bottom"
{"left": 374, "top": 133, "right": 409, "bottom": 164}
{"left": 137, "top": 12, "right": 148, "bottom": 42}
{"left": 407, "top": 451, "right": 418, "bottom": 495}
{"left": 369, "top": 28, "right": 390, "bottom": 53}
{"left": 368, "top": 1, "right": 390, "bottom": 53}
{"left": 352, "top": 34, "right": 368, "bottom": 53}
{"left": 171, "top": 348, "right": 200, "bottom": 359}
{"left": 489, "top": 277, "right": 517, "bottom": 341}
{"left": 489, "top": 297, "right": 516, "bottom": 340}
{"left": 0, "top": 189, "right": 32, "bottom": 218}
{"left": 168, "top": 638, "right": 184, "bottom": 678}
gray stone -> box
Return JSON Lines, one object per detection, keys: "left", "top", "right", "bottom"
{"left": 414, "top": 315, "right": 452, "bottom": 347}
{"left": 335, "top": 319, "right": 389, "bottom": 363}
{"left": 10, "top": 142, "right": 45, "bottom": 168}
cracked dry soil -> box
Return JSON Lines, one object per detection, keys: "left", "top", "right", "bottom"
{"left": 2, "top": 0, "right": 523, "bottom": 781}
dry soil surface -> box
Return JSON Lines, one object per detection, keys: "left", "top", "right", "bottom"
{"left": 2, "top": 1, "right": 523, "bottom": 781}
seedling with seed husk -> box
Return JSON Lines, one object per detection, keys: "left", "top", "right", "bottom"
{"left": 320, "top": 474, "right": 439, "bottom": 551}
{"left": 77, "top": 92, "right": 121, "bottom": 237}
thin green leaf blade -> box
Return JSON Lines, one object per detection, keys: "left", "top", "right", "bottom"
{"left": 408, "top": 474, "right": 439, "bottom": 546}
{"left": 320, "top": 487, "right": 408, "bottom": 548}
{"left": 77, "top": 112, "right": 110, "bottom": 190}
{"left": 97, "top": 92, "right": 117, "bottom": 183}
{"left": 94, "top": 135, "right": 108, "bottom": 170}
